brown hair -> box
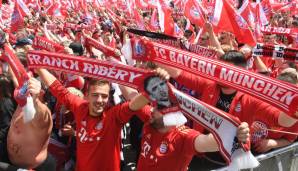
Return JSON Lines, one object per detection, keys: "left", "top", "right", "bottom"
{"left": 87, "top": 79, "right": 110, "bottom": 93}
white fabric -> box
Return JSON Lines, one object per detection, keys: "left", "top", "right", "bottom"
{"left": 22, "top": 96, "right": 36, "bottom": 123}
{"left": 163, "top": 111, "right": 187, "bottom": 127}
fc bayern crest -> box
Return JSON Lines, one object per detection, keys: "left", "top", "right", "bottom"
{"left": 159, "top": 142, "right": 168, "bottom": 154}
{"left": 133, "top": 40, "right": 146, "bottom": 58}
{"left": 190, "top": 6, "right": 200, "bottom": 18}
{"left": 234, "top": 102, "right": 242, "bottom": 112}
{"left": 235, "top": 15, "right": 247, "bottom": 29}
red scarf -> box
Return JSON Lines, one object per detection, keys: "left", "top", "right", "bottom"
{"left": 27, "top": 50, "right": 151, "bottom": 89}
{"left": 2, "top": 44, "right": 29, "bottom": 106}
{"left": 26, "top": 50, "right": 257, "bottom": 169}
{"left": 33, "top": 35, "right": 64, "bottom": 52}
{"left": 85, "top": 37, "right": 119, "bottom": 57}
{"left": 130, "top": 38, "right": 298, "bottom": 117}
{"left": 261, "top": 26, "right": 298, "bottom": 36}
{"left": 253, "top": 43, "right": 298, "bottom": 63}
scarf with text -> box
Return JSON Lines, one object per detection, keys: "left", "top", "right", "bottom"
{"left": 252, "top": 43, "right": 298, "bottom": 63}
{"left": 261, "top": 26, "right": 298, "bottom": 36}
{"left": 168, "top": 84, "right": 258, "bottom": 169}
{"left": 26, "top": 50, "right": 257, "bottom": 169}
{"left": 85, "top": 37, "right": 119, "bottom": 57}
{"left": 33, "top": 35, "right": 65, "bottom": 53}
{"left": 127, "top": 29, "right": 217, "bottom": 59}
{"left": 130, "top": 38, "right": 298, "bottom": 117}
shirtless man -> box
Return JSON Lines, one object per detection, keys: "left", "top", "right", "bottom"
{"left": 5, "top": 77, "right": 55, "bottom": 170}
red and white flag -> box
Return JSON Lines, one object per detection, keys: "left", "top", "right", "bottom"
{"left": 10, "top": 1, "right": 24, "bottom": 32}
{"left": 16, "top": 0, "right": 31, "bottom": 17}
{"left": 238, "top": 0, "right": 255, "bottom": 30}
{"left": 184, "top": 0, "right": 206, "bottom": 28}
{"left": 212, "top": 0, "right": 256, "bottom": 46}
{"left": 157, "top": 0, "right": 175, "bottom": 36}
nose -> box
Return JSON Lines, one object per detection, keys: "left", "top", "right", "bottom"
{"left": 96, "top": 95, "right": 103, "bottom": 103}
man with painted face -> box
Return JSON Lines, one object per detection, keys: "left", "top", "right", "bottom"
{"left": 36, "top": 68, "right": 152, "bottom": 171}
{"left": 144, "top": 75, "right": 171, "bottom": 109}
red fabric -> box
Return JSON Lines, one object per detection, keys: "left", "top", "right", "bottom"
{"left": 33, "top": 35, "right": 64, "bottom": 52}
{"left": 27, "top": 50, "right": 153, "bottom": 90}
{"left": 48, "top": 80, "right": 152, "bottom": 171}
{"left": 213, "top": 0, "right": 256, "bottom": 46}
{"left": 137, "top": 125, "right": 200, "bottom": 171}
{"left": 10, "top": 2, "right": 25, "bottom": 32}
{"left": 176, "top": 71, "right": 281, "bottom": 127}
{"left": 251, "top": 113, "right": 286, "bottom": 144}
{"left": 184, "top": 0, "right": 205, "bottom": 28}
{"left": 131, "top": 38, "right": 298, "bottom": 115}
{"left": 149, "top": 8, "right": 160, "bottom": 32}
{"left": 238, "top": 0, "right": 255, "bottom": 30}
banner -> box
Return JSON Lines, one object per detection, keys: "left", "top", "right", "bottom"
{"left": 26, "top": 50, "right": 257, "bottom": 168}
{"left": 252, "top": 43, "right": 298, "bottom": 63}
{"left": 27, "top": 50, "right": 152, "bottom": 89}
{"left": 33, "top": 35, "right": 65, "bottom": 52}
{"left": 131, "top": 38, "right": 298, "bottom": 116}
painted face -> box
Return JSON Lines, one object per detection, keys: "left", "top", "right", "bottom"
{"left": 87, "top": 84, "right": 110, "bottom": 117}
{"left": 146, "top": 77, "right": 169, "bottom": 102}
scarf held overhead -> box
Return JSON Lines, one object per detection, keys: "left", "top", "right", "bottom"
{"left": 252, "top": 43, "right": 298, "bottom": 63}
{"left": 27, "top": 50, "right": 152, "bottom": 89}
{"left": 130, "top": 38, "right": 298, "bottom": 116}
{"left": 26, "top": 50, "right": 257, "bottom": 169}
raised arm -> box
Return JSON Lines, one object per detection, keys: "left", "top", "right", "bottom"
{"left": 27, "top": 77, "right": 52, "bottom": 130}
{"left": 194, "top": 122, "right": 250, "bottom": 153}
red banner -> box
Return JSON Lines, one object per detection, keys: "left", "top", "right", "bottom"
{"left": 131, "top": 38, "right": 298, "bottom": 116}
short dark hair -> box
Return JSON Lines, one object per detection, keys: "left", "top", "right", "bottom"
{"left": 69, "top": 42, "right": 84, "bottom": 56}
{"left": 219, "top": 50, "right": 247, "bottom": 68}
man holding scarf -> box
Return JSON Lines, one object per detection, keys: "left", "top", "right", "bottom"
{"left": 36, "top": 65, "right": 250, "bottom": 171}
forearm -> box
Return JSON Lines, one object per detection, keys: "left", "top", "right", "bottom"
{"left": 278, "top": 112, "right": 298, "bottom": 127}
{"left": 254, "top": 56, "right": 269, "bottom": 73}
{"left": 119, "top": 85, "right": 138, "bottom": 101}
{"left": 155, "top": 63, "right": 181, "bottom": 79}
{"left": 195, "top": 133, "right": 218, "bottom": 153}
{"left": 129, "top": 94, "right": 150, "bottom": 111}
{"left": 35, "top": 69, "right": 57, "bottom": 88}
{"left": 272, "top": 139, "right": 291, "bottom": 149}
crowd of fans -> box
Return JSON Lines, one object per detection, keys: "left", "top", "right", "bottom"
{"left": 0, "top": 0, "right": 297, "bottom": 171}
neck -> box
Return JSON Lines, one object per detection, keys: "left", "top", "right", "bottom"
{"left": 220, "top": 88, "right": 237, "bottom": 95}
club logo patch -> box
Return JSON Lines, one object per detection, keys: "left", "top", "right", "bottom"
{"left": 159, "top": 142, "right": 168, "bottom": 154}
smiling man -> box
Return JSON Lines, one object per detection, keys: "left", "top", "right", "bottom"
{"left": 36, "top": 68, "right": 152, "bottom": 171}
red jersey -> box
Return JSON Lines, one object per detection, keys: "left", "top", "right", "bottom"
{"left": 176, "top": 71, "right": 281, "bottom": 128}
{"left": 137, "top": 125, "right": 200, "bottom": 171}
{"left": 49, "top": 80, "right": 151, "bottom": 171}
{"left": 251, "top": 116, "right": 298, "bottom": 145}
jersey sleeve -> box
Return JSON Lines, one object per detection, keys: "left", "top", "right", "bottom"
{"left": 48, "top": 80, "right": 86, "bottom": 118}
{"left": 282, "top": 123, "right": 298, "bottom": 142}
{"left": 176, "top": 71, "right": 205, "bottom": 95}
{"left": 253, "top": 99, "right": 280, "bottom": 126}
{"left": 182, "top": 129, "right": 201, "bottom": 156}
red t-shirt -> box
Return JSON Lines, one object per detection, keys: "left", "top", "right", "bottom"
{"left": 137, "top": 125, "right": 200, "bottom": 171}
{"left": 49, "top": 80, "right": 151, "bottom": 171}
{"left": 176, "top": 71, "right": 281, "bottom": 127}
